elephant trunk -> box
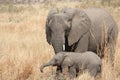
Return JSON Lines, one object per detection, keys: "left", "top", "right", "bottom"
{"left": 52, "top": 34, "right": 65, "bottom": 54}
{"left": 40, "top": 61, "right": 54, "bottom": 73}
{"left": 52, "top": 43, "right": 63, "bottom": 54}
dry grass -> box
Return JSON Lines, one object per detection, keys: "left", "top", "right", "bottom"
{"left": 0, "top": 2, "right": 120, "bottom": 80}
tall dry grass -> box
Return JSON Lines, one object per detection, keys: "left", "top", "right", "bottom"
{"left": 0, "top": 2, "right": 120, "bottom": 80}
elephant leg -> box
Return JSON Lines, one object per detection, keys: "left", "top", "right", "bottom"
{"left": 75, "top": 32, "right": 89, "bottom": 52}
{"left": 87, "top": 64, "right": 98, "bottom": 77}
{"left": 68, "top": 66, "right": 77, "bottom": 79}
{"left": 76, "top": 66, "right": 80, "bottom": 77}
{"left": 107, "top": 43, "right": 115, "bottom": 66}
{"left": 107, "top": 31, "right": 117, "bottom": 66}
{"left": 55, "top": 66, "right": 62, "bottom": 80}
{"left": 89, "top": 68, "right": 97, "bottom": 77}
{"left": 106, "top": 35, "right": 116, "bottom": 66}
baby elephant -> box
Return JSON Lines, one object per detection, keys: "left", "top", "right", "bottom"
{"left": 40, "top": 51, "right": 101, "bottom": 78}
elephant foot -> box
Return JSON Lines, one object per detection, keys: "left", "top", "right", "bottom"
{"left": 54, "top": 66, "right": 63, "bottom": 80}
{"left": 54, "top": 73, "right": 64, "bottom": 80}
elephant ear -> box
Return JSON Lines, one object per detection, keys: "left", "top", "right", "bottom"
{"left": 68, "top": 10, "right": 91, "bottom": 46}
{"left": 46, "top": 8, "right": 58, "bottom": 44}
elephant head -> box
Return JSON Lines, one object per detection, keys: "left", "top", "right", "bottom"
{"left": 40, "top": 53, "right": 67, "bottom": 73}
{"left": 46, "top": 8, "right": 91, "bottom": 53}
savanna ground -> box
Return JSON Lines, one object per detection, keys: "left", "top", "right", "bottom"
{"left": 0, "top": 1, "right": 120, "bottom": 80}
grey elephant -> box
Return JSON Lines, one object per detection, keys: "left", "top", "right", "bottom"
{"left": 46, "top": 7, "right": 118, "bottom": 77}
{"left": 40, "top": 51, "right": 101, "bottom": 78}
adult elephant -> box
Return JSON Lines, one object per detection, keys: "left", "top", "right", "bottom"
{"left": 45, "top": 7, "right": 118, "bottom": 78}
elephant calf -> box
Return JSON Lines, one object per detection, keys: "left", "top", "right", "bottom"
{"left": 40, "top": 51, "right": 101, "bottom": 78}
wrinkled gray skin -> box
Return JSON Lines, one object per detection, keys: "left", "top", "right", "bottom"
{"left": 40, "top": 51, "right": 101, "bottom": 78}
{"left": 46, "top": 7, "right": 118, "bottom": 78}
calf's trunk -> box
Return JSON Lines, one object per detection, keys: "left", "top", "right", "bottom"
{"left": 40, "top": 61, "right": 54, "bottom": 73}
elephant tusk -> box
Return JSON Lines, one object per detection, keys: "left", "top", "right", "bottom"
{"left": 62, "top": 45, "right": 65, "bottom": 51}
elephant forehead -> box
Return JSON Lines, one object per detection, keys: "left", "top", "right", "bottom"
{"left": 49, "top": 15, "right": 67, "bottom": 27}
{"left": 52, "top": 14, "right": 65, "bottom": 21}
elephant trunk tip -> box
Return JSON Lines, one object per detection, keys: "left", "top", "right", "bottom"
{"left": 40, "top": 69, "right": 43, "bottom": 73}
{"left": 40, "top": 65, "right": 44, "bottom": 73}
